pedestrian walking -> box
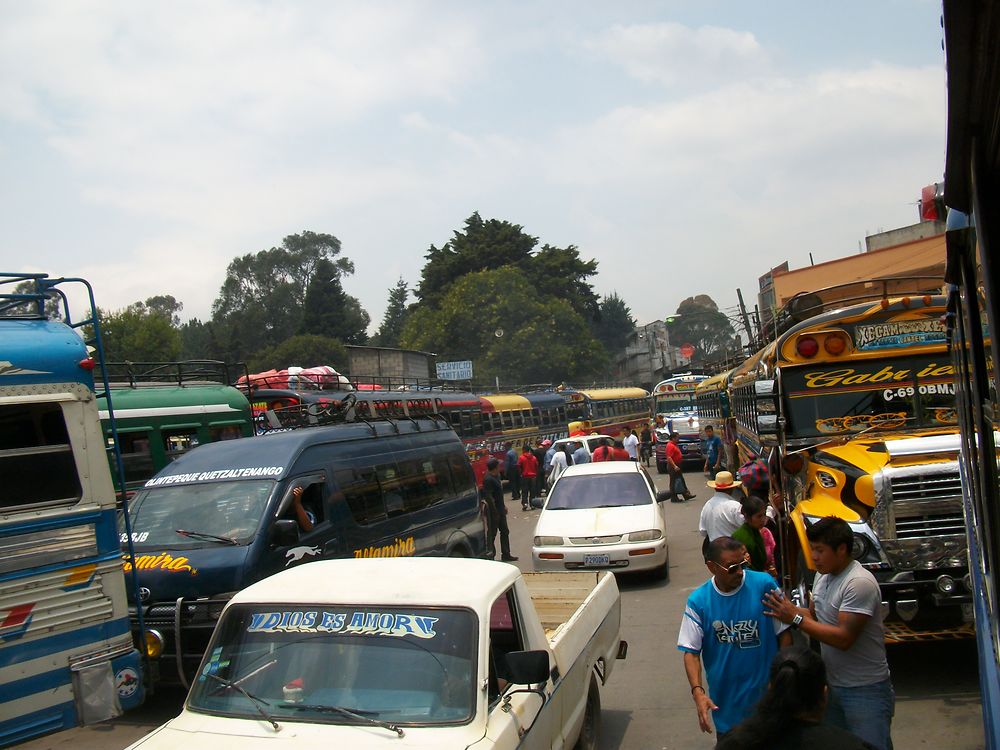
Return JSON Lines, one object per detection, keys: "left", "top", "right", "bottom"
{"left": 547, "top": 443, "right": 572, "bottom": 487}
{"left": 678, "top": 536, "right": 793, "bottom": 738}
{"left": 703, "top": 425, "right": 723, "bottom": 477}
{"left": 699, "top": 471, "right": 745, "bottom": 541}
{"left": 504, "top": 441, "right": 519, "bottom": 503}
{"left": 717, "top": 646, "right": 877, "bottom": 750}
{"left": 571, "top": 441, "right": 590, "bottom": 465}
{"left": 533, "top": 440, "right": 550, "bottom": 498}
{"left": 666, "top": 432, "right": 695, "bottom": 501}
{"left": 640, "top": 424, "right": 653, "bottom": 465}
{"left": 482, "top": 458, "right": 517, "bottom": 562}
{"left": 623, "top": 429, "right": 640, "bottom": 461}
{"left": 762, "top": 517, "right": 894, "bottom": 750}
{"left": 732, "top": 495, "right": 777, "bottom": 577}
{"left": 517, "top": 444, "right": 539, "bottom": 511}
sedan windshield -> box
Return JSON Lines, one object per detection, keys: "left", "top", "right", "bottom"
{"left": 188, "top": 605, "right": 477, "bottom": 726}
{"left": 546, "top": 473, "right": 652, "bottom": 510}
{"left": 121, "top": 480, "right": 275, "bottom": 547}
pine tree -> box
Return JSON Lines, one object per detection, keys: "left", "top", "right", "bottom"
{"left": 372, "top": 278, "right": 409, "bottom": 347}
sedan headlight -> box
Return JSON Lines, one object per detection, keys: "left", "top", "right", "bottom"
{"left": 628, "top": 529, "right": 663, "bottom": 542}
{"left": 534, "top": 536, "right": 564, "bottom": 546}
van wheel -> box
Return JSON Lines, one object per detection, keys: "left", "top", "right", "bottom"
{"left": 575, "top": 674, "right": 601, "bottom": 750}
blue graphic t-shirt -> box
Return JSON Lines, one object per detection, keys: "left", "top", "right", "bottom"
{"left": 704, "top": 435, "right": 722, "bottom": 465}
{"left": 677, "top": 570, "right": 786, "bottom": 734}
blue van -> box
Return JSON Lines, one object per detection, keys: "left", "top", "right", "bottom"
{"left": 121, "top": 415, "right": 486, "bottom": 685}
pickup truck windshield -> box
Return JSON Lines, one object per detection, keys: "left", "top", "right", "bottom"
{"left": 782, "top": 354, "right": 957, "bottom": 439}
{"left": 121, "top": 480, "right": 275, "bottom": 547}
{"left": 188, "top": 605, "right": 477, "bottom": 726}
{"left": 547, "top": 473, "right": 652, "bottom": 510}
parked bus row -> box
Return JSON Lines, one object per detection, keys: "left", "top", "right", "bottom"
{"left": 693, "top": 276, "right": 969, "bottom": 644}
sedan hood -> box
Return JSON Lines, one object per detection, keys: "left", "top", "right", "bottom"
{"left": 534, "top": 504, "right": 661, "bottom": 538}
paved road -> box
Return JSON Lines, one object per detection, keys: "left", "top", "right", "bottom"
{"left": 17, "top": 469, "right": 986, "bottom": 749}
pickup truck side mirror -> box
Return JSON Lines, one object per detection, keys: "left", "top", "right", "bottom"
{"left": 270, "top": 519, "right": 300, "bottom": 547}
{"left": 505, "top": 650, "right": 550, "bottom": 685}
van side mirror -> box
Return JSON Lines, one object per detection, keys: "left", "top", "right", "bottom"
{"left": 504, "top": 650, "right": 550, "bottom": 685}
{"left": 271, "top": 519, "right": 300, "bottom": 547}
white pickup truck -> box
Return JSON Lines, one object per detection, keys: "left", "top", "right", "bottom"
{"left": 126, "top": 557, "right": 626, "bottom": 749}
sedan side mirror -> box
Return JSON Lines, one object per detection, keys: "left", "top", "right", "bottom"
{"left": 656, "top": 490, "right": 672, "bottom": 503}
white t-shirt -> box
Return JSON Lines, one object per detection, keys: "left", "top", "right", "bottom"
{"left": 698, "top": 491, "right": 744, "bottom": 540}
{"left": 623, "top": 433, "right": 639, "bottom": 459}
{"left": 812, "top": 560, "right": 890, "bottom": 687}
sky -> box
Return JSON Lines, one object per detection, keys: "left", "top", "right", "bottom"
{"left": 0, "top": 1, "right": 948, "bottom": 333}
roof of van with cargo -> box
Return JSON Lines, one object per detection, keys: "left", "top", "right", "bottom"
{"left": 230, "top": 558, "right": 520, "bottom": 612}
{"left": 142, "top": 416, "right": 457, "bottom": 488}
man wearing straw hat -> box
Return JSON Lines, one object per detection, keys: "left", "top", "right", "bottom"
{"left": 699, "top": 471, "right": 745, "bottom": 557}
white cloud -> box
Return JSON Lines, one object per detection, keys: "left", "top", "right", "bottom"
{"left": 585, "top": 22, "right": 768, "bottom": 87}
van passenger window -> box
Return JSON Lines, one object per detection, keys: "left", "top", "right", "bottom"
{"left": 447, "top": 451, "right": 476, "bottom": 497}
{"left": 396, "top": 455, "right": 454, "bottom": 512}
{"left": 335, "top": 467, "right": 387, "bottom": 525}
{"left": 377, "top": 464, "right": 406, "bottom": 517}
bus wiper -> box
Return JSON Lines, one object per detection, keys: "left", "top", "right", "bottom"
{"left": 278, "top": 703, "right": 405, "bottom": 737}
{"left": 205, "top": 673, "right": 280, "bottom": 731}
{"left": 175, "top": 528, "right": 239, "bottom": 545}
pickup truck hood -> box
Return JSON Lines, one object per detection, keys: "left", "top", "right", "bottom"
{"left": 535, "top": 504, "right": 660, "bottom": 538}
{"left": 127, "top": 711, "right": 485, "bottom": 749}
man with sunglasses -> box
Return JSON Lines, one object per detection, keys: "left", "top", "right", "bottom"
{"left": 678, "top": 536, "right": 793, "bottom": 739}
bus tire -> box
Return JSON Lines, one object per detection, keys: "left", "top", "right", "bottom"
{"left": 574, "top": 674, "right": 601, "bottom": 750}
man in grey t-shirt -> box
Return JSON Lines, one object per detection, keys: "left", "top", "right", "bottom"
{"left": 763, "top": 517, "right": 893, "bottom": 750}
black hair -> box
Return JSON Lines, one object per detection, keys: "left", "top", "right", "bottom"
{"left": 740, "top": 495, "right": 767, "bottom": 518}
{"left": 704, "top": 424, "right": 714, "bottom": 432}
{"left": 669, "top": 431, "right": 680, "bottom": 440}
{"left": 805, "top": 516, "right": 853, "bottom": 554}
{"left": 705, "top": 536, "right": 744, "bottom": 564}
{"left": 718, "top": 647, "right": 827, "bottom": 750}
{"left": 486, "top": 457, "right": 499, "bottom": 470}
{"left": 613, "top": 439, "right": 624, "bottom": 449}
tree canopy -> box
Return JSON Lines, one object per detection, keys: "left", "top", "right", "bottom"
{"left": 669, "top": 295, "right": 738, "bottom": 364}
{"left": 98, "top": 300, "right": 182, "bottom": 362}
{"left": 248, "top": 334, "right": 348, "bottom": 373}
{"left": 371, "top": 278, "right": 409, "bottom": 347}
{"left": 593, "top": 292, "right": 636, "bottom": 355}
{"left": 301, "top": 258, "right": 369, "bottom": 344}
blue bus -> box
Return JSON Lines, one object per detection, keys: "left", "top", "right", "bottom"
{"left": 0, "top": 274, "right": 145, "bottom": 744}
{"left": 943, "top": 2, "right": 1000, "bottom": 747}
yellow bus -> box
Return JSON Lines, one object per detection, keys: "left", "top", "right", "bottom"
{"left": 694, "top": 368, "right": 737, "bottom": 472}
{"left": 733, "top": 278, "right": 970, "bottom": 641}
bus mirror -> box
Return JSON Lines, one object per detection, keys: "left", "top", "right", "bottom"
{"left": 757, "top": 414, "right": 779, "bottom": 436}
{"left": 754, "top": 380, "right": 776, "bottom": 398}
{"left": 271, "top": 519, "right": 299, "bottom": 547}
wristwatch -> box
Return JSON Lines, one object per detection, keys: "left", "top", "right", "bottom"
{"left": 791, "top": 613, "right": 804, "bottom": 628}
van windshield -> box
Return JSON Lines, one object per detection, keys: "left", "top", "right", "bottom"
{"left": 122, "top": 480, "right": 275, "bottom": 547}
{"left": 188, "top": 604, "right": 477, "bottom": 726}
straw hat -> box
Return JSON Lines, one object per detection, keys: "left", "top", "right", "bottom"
{"left": 707, "top": 471, "right": 741, "bottom": 489}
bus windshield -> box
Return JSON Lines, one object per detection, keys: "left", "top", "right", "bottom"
{"left": 122, "top": 480, "right": 276, "bottom": 547}
{"left": 654, "top": 395, "right": 696, "bottom": 415}
{"left": 188, "top": 604, "right": 476, "bottom": 726}
{"left": 782, "top": 354, "right": 957, "bottom": 439}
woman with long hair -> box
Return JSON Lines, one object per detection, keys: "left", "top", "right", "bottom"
{"left": 717, "top": 646, "right": 876, "bottom": 749}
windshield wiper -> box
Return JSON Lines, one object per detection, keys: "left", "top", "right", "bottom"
{"left": 175, "top": 528, "right": 239, "bottom": 545}
{"left": 205, "top": 673, "right": 280, "bottom": 731}
{"left": 278, "top": 703, "right": 405, "bottom": 737}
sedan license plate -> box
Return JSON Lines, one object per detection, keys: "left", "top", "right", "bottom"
{"left": 584, "top": 554, "right": 610, "bottom": 567}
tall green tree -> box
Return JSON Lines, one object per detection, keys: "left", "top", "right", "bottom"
{"left": 301, "top": 258, "right": 370, "bottom": 344}
{"left": 4, "top": 280, "right": 63, "bottom": 320}
{"left": 371, "top": 278, "right": 409, "bottom": 347}
{"left": 669, "top": 295, "right": 737, "bottom": 363}
{"left": 401, "top": 268, "right": 605, "bottom": 383}
{"left": 248, "top": 334, "right": 349, "bottom": 373}
{"left": 592, "top": 292, "right": 636, "bottom": 355}
{"left": 526, "top": 245, "right": 600, "bottom": 321}
{"left": 98, "top": 303, "right": 182, "bottom": 362}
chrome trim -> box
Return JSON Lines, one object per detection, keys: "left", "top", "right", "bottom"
{"left": 70, "top": 637, "right": 136, "bottom": 671}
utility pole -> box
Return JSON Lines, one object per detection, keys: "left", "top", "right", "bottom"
{"left": 736, "top": 288, "right": 753, "bottom": 351}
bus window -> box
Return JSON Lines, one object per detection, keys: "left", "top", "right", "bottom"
{"left": 163, "top": 429, "right": 200, "bottom": 461}
{"left": 210, "top": 425, "right": 243, "bottom": 441}
{"left": 336, "top": 467, "right": 387, "bottom": 526}
{"left": 118, "top": 432, "right": 155, "bottom": 485}
{"left": 501, "top": 412, "right": 513, "bottom": 430}
{"left": 0, "top": 402, "right": 81, "bottom": 509}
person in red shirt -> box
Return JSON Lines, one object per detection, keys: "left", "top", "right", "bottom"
{"left": 611, "top": 439, "right": 631, "bottom": 461}
{"left": 666, "top": 431, "right": 696, "bottom": 503}
{"left": 516, "top": 444, "right": 539, "bottom": 510}
{"left": 591, "top": 438, "right": 612, "bottom": 462}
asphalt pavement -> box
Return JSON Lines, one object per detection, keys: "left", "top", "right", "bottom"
{"left": 16, "top": 467, "right": 986, "bottom": 749}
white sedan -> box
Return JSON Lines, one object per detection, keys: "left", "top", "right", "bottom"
{"left": 532, "top": 461, "right": 670, "bottom": 579}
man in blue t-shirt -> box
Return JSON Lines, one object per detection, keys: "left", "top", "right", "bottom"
{"left": 703, "top": 425, "right": 723, "bottom": 477}
{"left": 678, "top": 536, "right": 792, "bottom": 737}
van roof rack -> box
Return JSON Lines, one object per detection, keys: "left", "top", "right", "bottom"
{"left": 259, "top": 392, "right": 449, "bottom": 433}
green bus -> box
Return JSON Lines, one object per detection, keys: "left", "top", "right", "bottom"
{"left": 98, "top": 362, "right": 254, "bottom": 493}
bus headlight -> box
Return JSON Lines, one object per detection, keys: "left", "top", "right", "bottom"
{"left": 851, "top": 533, "right": 874, "bottom": 562}
{"left": 144, "top": 628, "right": 164, "bottom": 659}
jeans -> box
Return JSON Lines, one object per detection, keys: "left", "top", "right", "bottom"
{"left": 825, "top": 678, "right": 894, "bottom": 750}
{"left": 486, "top": 506, "right": 511, "bottom": 559}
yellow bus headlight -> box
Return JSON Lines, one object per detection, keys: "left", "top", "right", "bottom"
{"left": 144, "top": 629, "right": 164, "bottom": 659}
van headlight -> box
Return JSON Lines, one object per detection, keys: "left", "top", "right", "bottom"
{"left": 628, "top": 529, "right": 663, "bottom": 542}
{"left": 534, "top": 536, "right": 564, "bottom": 546}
